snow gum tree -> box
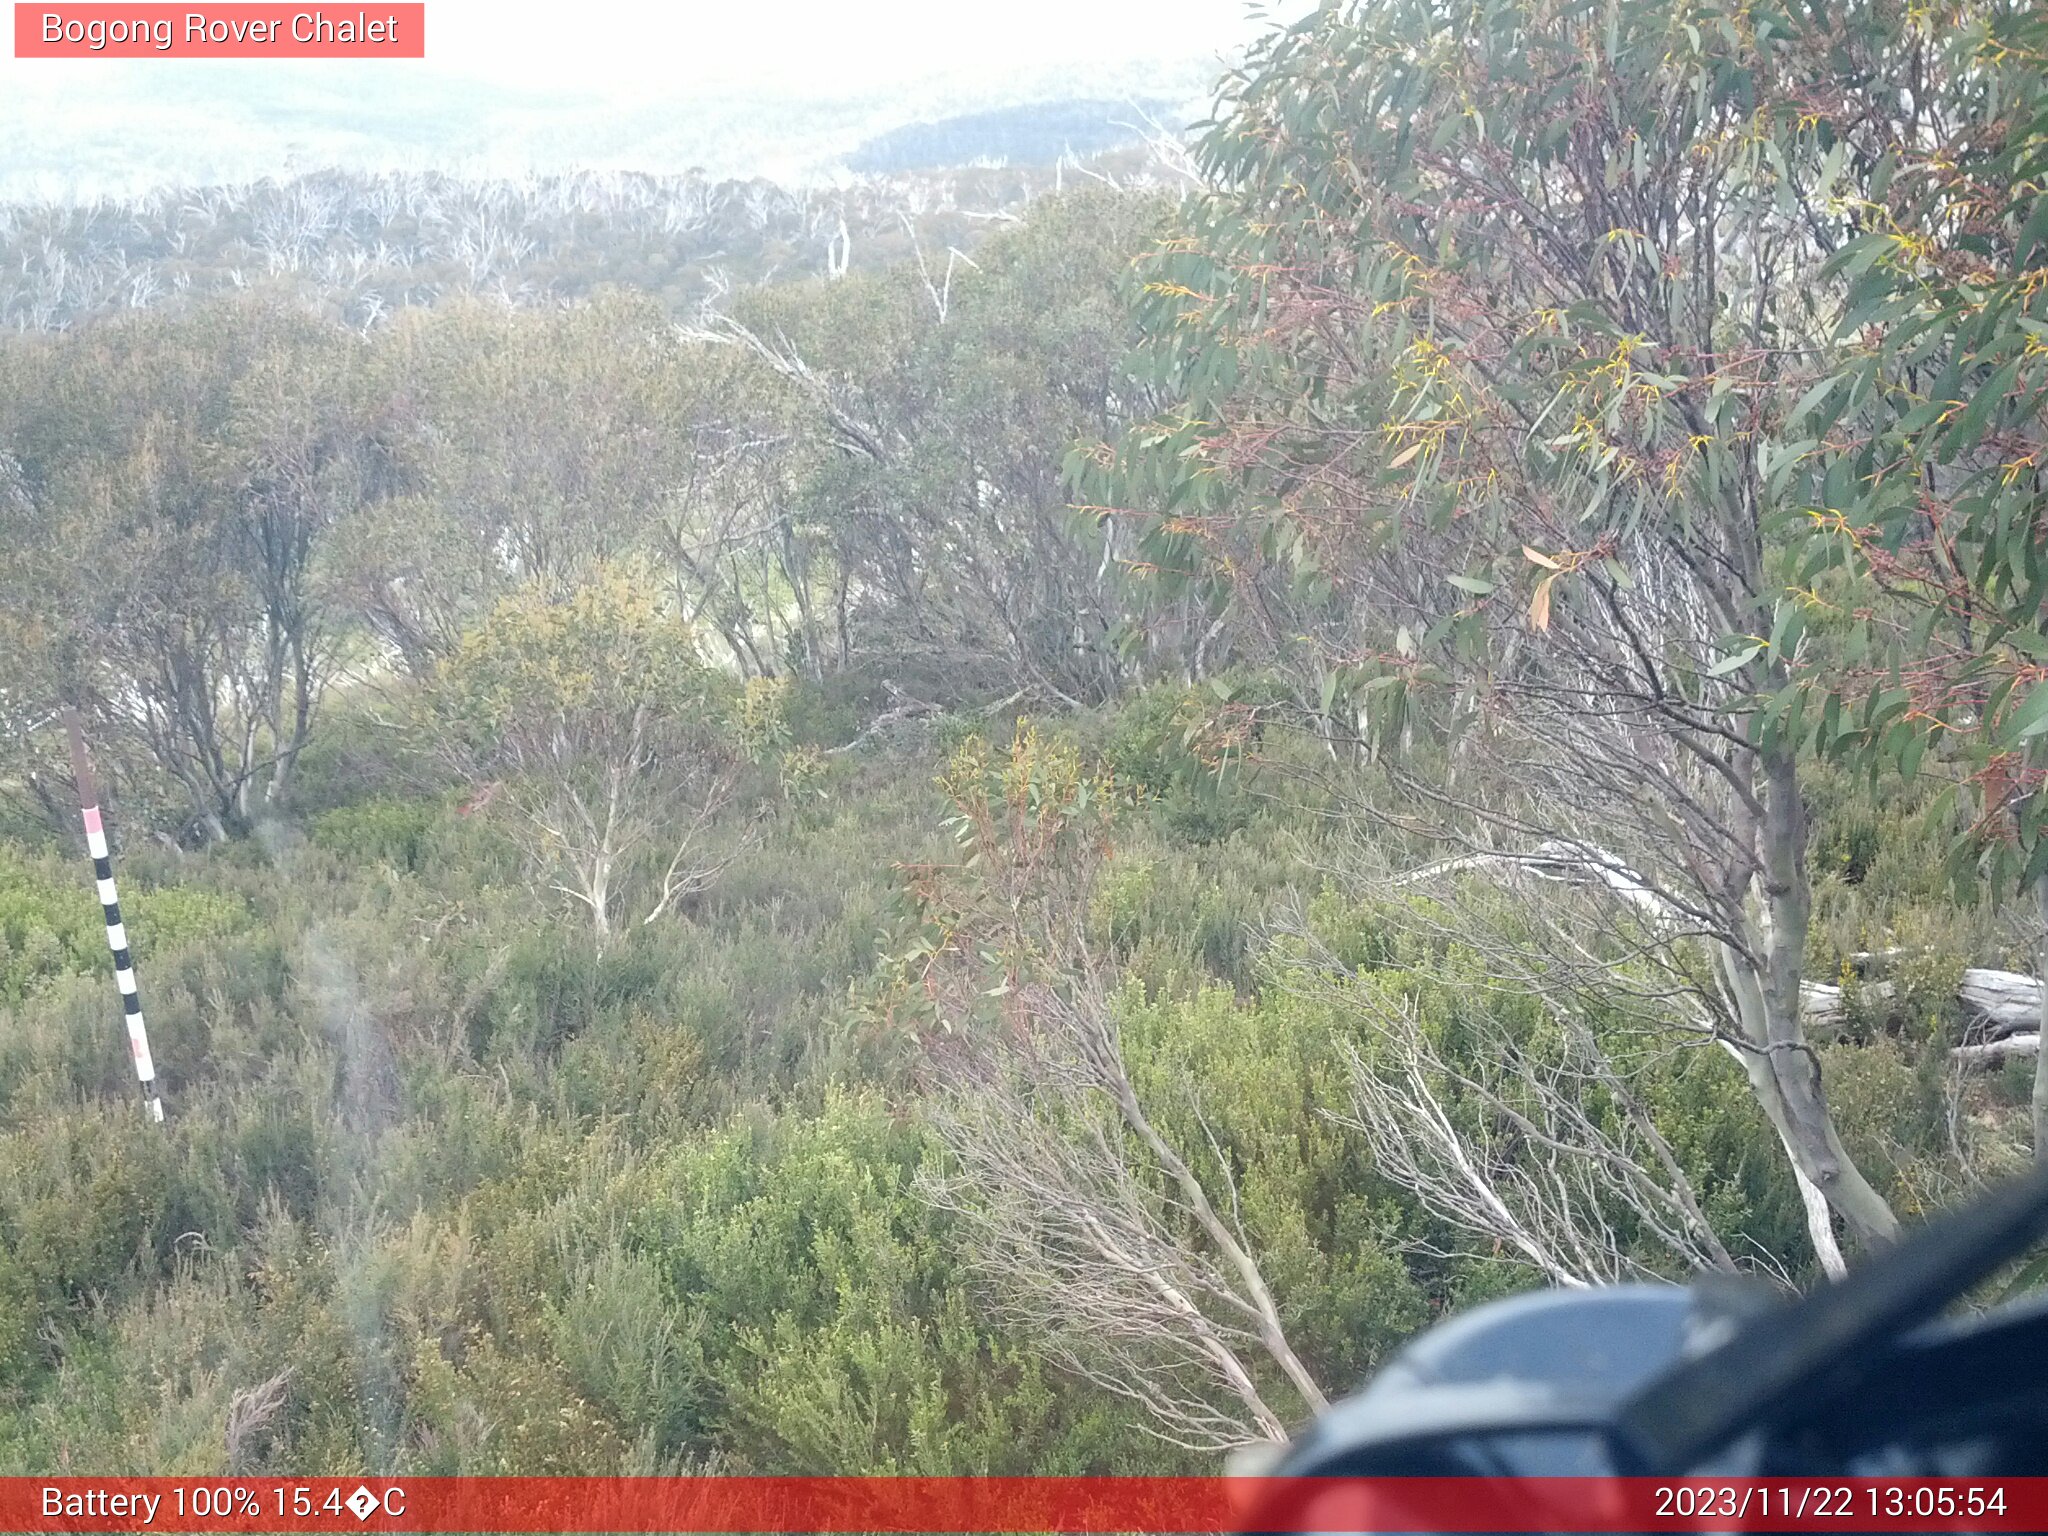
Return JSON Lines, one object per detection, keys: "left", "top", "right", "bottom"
{"left": 1078, "top": 0, "right": 2048, "bottom": 1262}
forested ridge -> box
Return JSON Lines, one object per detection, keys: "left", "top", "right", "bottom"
{"left": 3, "top": 0, "right": 2048, "bottom": 1476}
{"left": 0, "top": 154, "right": 1178, "bottom": 332}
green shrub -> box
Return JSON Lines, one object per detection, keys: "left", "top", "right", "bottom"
{"left": 546, "top": 1245, "right": 706, "bottom": 1460}
{"left": 0, "top": 654, "right": 2030, "bottom": 1478}
{"left": 0, "top": 844, "right": 251, "bottom": 1005}
{"left": 1099, "top": 686, "right": 1253, "bottom": 845}
{"left": 309, "top": 799, "right": 443, "bottom": 875}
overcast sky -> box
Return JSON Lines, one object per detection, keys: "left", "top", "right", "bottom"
{"left": 0, "top": 0, "right": 1310, "bottom": 196}
{"left": 3, "top": 0, "right": 1308, "bottom": 117}
{"left": 430, "top": 0, "right": 1306, "bottom": 93}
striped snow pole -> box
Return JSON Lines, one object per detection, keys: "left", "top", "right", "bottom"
{"left": 62, "top": 708, "right": 163, "bottom": 1123}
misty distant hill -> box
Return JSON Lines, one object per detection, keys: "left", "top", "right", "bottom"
{"left": 0, "top": 64, "right": 1215, "bottom": 204}
{"left": 847, "top": 99, "right": 1171, "bottom": 173}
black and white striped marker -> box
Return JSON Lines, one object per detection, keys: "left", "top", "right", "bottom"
{"left": 63, "top": 708, "right": 163, "bottom": 1123}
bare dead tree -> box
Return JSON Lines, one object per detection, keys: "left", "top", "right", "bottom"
{"left": 486, "top": 699, "right": 751, "bottom": 943}
{"left": 646, "top": 402, "right": 806, "bottom": 681}
{"left": 1322, "top": 985, "right": 1743, "bottom": 1286}
{"left": 897, "top": 212, "right": 980, "bottom": 324}
{"left": 684, "top": 236, "right": 1154, "bottom": 709}
{"left": 825, "top": 215, "right": 850, "bottom": 281}
{"left": 1301, "top": 827, "right": 1865, "bottom": 1279}
{"left": 1265, "top": 868, "right": 1769, "bottom": 1285}
{"left": 224, "top": 1368, "right": 294, "bottom": 1475}
{"left": 921, "top": 973, "right": 1327, "bottom": 1452}
{"left": 681, "top": 313, "right": 896, "bottom": 466}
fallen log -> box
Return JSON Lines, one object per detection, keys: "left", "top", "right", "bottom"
{"left": 1801, "top": 968, "right": 2041, "bottom": 1037}
{"left": 1389, "top": 844, "right": 2043, "bottom": 1044}
{"left": 1952, "top": 1033, "right": 2040, "bottom": 1069}
{"left": 1959, "top": 969, "right": 2044, "bottom": 1039}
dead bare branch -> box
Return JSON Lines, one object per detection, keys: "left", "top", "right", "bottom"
{"left": 919, "top": 972, "right": 1325, "bottom": 1451}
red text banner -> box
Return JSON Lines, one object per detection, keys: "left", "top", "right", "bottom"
{"left": 4, "top": 1476, "right": 2046, "bottom": 1533}
{"left": 15, "top": 5, "right": 424, "bottom": 57}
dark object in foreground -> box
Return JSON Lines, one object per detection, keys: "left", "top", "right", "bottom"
{"left": 1263, "top": 1162, "right": 2048, "bottom": 1492}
